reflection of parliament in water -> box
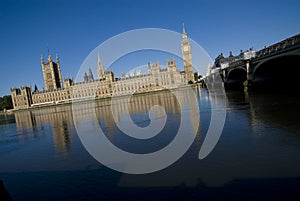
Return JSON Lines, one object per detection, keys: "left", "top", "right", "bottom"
{"left": 14, "top": 90, "right": 196, "bottom": 151}
{"left": 14, "top": 106, "right": 73, "bottom": 152}
{"left": 11, "top": 27, "right": 195, "bottom": 110}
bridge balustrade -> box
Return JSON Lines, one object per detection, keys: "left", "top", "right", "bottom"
{"left": 255, "top": 34, "right": 300, "bottom": 59}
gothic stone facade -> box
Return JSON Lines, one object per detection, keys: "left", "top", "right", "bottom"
{"left": 11, "top": 29, "right": 194, "bottom": 110}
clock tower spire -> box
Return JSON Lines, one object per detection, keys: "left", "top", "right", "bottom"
{"left": 181, "top": 24, "right": 194, "bottom": 83}
{"left": 182, "top": 23, "right": 187, "bottom": 39}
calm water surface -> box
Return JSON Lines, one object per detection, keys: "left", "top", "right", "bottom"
{"left": 1, "top": 87, "right": 300, "bottom": 200}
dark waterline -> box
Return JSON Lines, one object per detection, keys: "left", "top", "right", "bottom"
{"left": 1, "top": 88, "right": 300, "bottom": 200}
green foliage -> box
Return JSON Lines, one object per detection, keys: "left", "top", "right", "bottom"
{"left": 188, "top": 80, "right": 193, "bottom": 84}
{"left": 0, "top": 95, "right": 13, "bottom": 111}
{"left": 194, "top": 72, "right": 202, "bottom": 82}
{"left": 194, "top": 72, "right": 199, "bottom": 81}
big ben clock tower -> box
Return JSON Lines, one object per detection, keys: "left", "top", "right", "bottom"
{"left": 181, "top": 24, "right": 194, "bottom": 83}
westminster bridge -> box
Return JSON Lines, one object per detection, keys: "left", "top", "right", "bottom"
{"left": 205, "top": 33, "right": 300, "bottom": 91}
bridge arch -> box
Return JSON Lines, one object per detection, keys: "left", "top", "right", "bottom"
{"left": 225, "top": 67, "right": 247, "bottom": 89}
{"left": 253, "top": 52, "right": 300, "bottom": 91}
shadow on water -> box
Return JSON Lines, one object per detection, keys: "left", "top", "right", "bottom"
{"left": 0, "top": 180, "right": 12, "bottom": 201}
{"left": 226, "top": 90, "right": 300, "bottom": 133}
{"left": 248, "top": 92, "right": 300, "bottom": 133}
{"left": 1, "top": 170, "right": 300, "bottom": 201}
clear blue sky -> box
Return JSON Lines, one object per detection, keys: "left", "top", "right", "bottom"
{"left": 0, "top": 0, "right": 299, "bottom": 96}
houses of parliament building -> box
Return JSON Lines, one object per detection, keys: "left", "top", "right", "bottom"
{"left": 11, "top": 28, "right": 195, "bottom": 110}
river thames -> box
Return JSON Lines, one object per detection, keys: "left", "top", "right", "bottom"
{"left": 1, "top": 87, "right": 300, "bottom": 200}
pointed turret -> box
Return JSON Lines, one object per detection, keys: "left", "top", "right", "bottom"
{"left": 56, "top": 54, "right": 60, "bottom": 63}
{"left": 182, "top": 23, "right": 187, "bottom": 39}
{"left": 88, "top": 68, "right": 94, "bottom": 81}
{"left": 98, "top": 52, "right": 102, "bottom": 66}
{"left": 55, "top": 53, "right": 63, "bottom": 88}
{"left": 97, "top": 52, "right": 105, "bottom": 79}
{"left": 34, "top": 84, "right": 38, "bottom": 92}
{"left": 48, "top": 54, "right": 52, "bottom": 62}
{"left": 84, "top": 72, "right": 88, "bottom": 82}
{"left": 40, "top": 54, "right": 44, "bottom": 64}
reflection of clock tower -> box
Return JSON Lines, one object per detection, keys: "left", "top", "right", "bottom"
{"left": 181, "top": 24, "right": 194, "bottom": 83}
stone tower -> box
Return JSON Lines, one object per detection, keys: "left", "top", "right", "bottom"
{"left": 41, "top": 53, "right": 63, "bottom": 91}
{"left": 10, "top": 86, "right": 32, "bottom": 109}
{"left": 181, "top": 24, "right": 194, "bottom": 83}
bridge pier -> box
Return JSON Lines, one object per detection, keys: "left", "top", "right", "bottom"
{"left": 244, "top": 60, "right": 253, "bottom": 91}
{"left": 246, "top": 60, "right": 252, "bottom": 81}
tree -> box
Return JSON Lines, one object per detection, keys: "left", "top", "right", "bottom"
{"left": 0, "top": 95, "right": 13, "bottom": 111}
{"left": 194, "top": 72, "right": 199, "bottom": 82}
{"left": 194, "top": 72, "right": 204, "bottom": 83}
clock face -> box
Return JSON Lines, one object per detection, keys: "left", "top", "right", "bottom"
{"left": 183, "top": 46, "right": 188, "bottom": 52}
